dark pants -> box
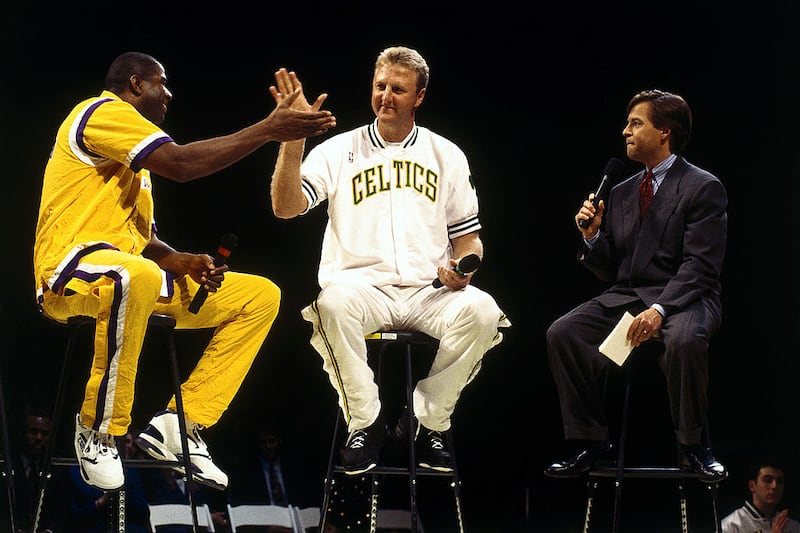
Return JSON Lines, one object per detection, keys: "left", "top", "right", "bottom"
{"left": 546, "top": 296, "right": 719, "bottom": 446}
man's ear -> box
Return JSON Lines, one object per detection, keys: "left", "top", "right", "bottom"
{"left": 128, "top": 74, "right": 143, "bottom": 97}
{"left": 414, "top": 87, "right": 426, "bottom": 109}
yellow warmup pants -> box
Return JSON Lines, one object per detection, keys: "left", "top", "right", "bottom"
{"left": 39, "top": 249, "right": 280, "bottom": 435}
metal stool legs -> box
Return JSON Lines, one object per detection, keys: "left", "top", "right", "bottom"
{"left": 0, "top": 362, "right": 17, "bottom": 532}
{"left": 584, "top": 376, "right": 723, "bottom": 533}
{"left": 33, "top": 313, "right": 199, "bottom": 532}
{"left": 319, "top": 331, "right": 464, "bottom": 533}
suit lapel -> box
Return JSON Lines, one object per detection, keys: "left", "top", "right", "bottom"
{"left": 630, "top": 158, "right": 686, "bottom": 274}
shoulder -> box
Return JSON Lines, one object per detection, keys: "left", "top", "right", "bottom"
{"left": 670, "top": 157, "right": 727, "bottom": 201}
{"left": 673, "top": 157, "right": 722, "bottom": 184}
{"left": 417, "top": 125, "right": 463, "bottom": 152}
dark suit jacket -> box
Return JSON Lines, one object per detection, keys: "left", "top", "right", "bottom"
{"left": 228, "top": 453, "right": 322, "bottom": 509}
{"left": 579, "top": 156, "right": 727, "bottom": 318}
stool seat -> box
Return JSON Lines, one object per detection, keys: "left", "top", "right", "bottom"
{"left": 320, "top": 329, "right": 464, "bottom": 533}
{"left": 67, "top": 312, "right": 176, "bottom": 328}
{"left": 32, "top": 312, "right": 203, "bottom": 532}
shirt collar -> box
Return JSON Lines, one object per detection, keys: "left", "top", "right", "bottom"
{"left": 647, "top": 153, "right": 677, "bottom": 192}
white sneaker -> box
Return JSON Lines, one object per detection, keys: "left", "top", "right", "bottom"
{"left": 135, "top": 410, "right": 228, "bottom": 490}
{"left": 74, "top": 414, "right": 124, "bottom": 490}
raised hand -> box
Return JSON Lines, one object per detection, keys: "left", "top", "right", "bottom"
{"left": 270, "top": 68, "right": 328, "bottom": 112}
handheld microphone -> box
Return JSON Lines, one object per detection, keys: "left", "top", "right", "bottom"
{"left": 188, "top": 233, "right": 238, "bottom": 314}
{"left": 433, "top": 253, "right": 481, "bottom": 288}
{"left": 578, "top": 157, "right": 626, "bottom": 229}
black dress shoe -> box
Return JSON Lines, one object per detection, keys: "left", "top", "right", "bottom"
{"left": 680, "top": 445, "right": 728, "bottom": 482}
{"left": 544, "top": 441, "right": 614, "bottom": 478}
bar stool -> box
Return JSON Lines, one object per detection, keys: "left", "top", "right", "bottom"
{"left": 319, "top": 330, "right": 465, "bottom": 533}
{"left": 33, "top": 313, "right": 201, "bottom": 532}
{"left": 0, "top": 357, "right": 18, "bottom": 532}
{"left": 582, "top": 345, "right": 724, "bottom": 533}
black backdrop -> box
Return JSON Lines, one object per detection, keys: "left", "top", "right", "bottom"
{"left": 2, "top": 2, "right": 795, "bottom": 531}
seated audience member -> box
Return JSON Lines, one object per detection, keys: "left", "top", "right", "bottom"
{"left": 722, "top": 453, "right": 800, "bottom": 533}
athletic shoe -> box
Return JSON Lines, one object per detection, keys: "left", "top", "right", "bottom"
{"left": 74, "top": 414, "right": 124, "bottom": 490}
{"left": 136, "top": 410, "right": 228, "bottom": 490}
{"left": 340, "top": 415, "right": 385, "bottom": 475}
{"left": 416, "top": 426, "right": 454, "bottom": 472}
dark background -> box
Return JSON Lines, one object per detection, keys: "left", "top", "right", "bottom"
{"left": 1, "top": 2, "right": 795, "bottom": 531}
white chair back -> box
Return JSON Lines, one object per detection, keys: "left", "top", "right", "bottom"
{"left": 227, "top": 503, "right": 297, "bottom": 531}
{"left": 148, "top": 503, "right": 215, "bottom": 532}
{"left": 292, "top": 505, "right": 321, "bottom": 531}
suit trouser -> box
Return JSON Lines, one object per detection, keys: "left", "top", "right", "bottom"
{"left": 39, "top": 249, "right": 280, "bottom": 435}
{"left": 546, "top": 297, "right": 717, "bottom": 446}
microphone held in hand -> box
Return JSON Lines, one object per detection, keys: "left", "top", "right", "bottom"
{"left": 432, "top": 253, "right": 482, "bottom": 288}
{"left": 578, "top": 157, "right": 626, "bottom": 229}
{"left": 188, "top": 233, "right": 238, "bottom": 314}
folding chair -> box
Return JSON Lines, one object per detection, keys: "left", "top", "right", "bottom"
{"left": 293, "top": 505, "right": 321, "bottom": 531}
{"left": 227, "top": 503, "right": 296, "bottom": 531}
{"left": 148, "top": 502, "right": 215, "bottom": 531}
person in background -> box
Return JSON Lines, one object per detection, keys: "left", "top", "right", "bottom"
{"left": 269, "top": 45, "right": 510, "bottom": 476}
{"left": 65, "top": 432, "right": 149, "bottom": 533}
{"left": 7, "top": 405, "right": 68, "bottom": 533}
{"left": 544, "top": 89, "right": 728, "bottom": 482}
{"left": 32, "top": 51, "right": 335, "bottom": 493}
{"left": 722, "top": 453, "right": 800, "bottom": 533}
{"left": 228, "top": 418, "right": 319, "bottom": 509}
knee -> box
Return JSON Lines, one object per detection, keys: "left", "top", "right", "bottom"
{"left": 252, "top": 276, "right": 281, "bottom": 317}
{"left": 130, "top": 259, "right": 163, "bottom": 295}
{"left": 316, "top": 284, "right": 360, "bottom": 316}
{"left": 665, "top": 333, "right": 708, "bottom": 359}
{"left": 460, "top": 294, "right": 503, "bottom": 335}
{"left": 546, "top": 316, "right": 570, "bottom": 344}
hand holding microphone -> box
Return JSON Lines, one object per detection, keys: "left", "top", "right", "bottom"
{"left": 578, "top": 157, "right": 626, "bottom": 229}
{"left": 433, "top": 254, "right": 481, "bottom": 288}
{"left": 188, "top": 233, "right": 238, "bottom": 314}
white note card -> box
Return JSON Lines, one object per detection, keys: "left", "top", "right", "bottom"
{"left": 599, "top": 311, "right": 635, "bottom": 366}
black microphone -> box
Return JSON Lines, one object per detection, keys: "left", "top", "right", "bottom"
{"left": 578, "top": 157, "right": 626, "bottom": 229}
{"left": 433, "top": 253, "right": 481, "bottom": 288}
{"left": 188, "top": 233, "right": 238, "bottom": 314}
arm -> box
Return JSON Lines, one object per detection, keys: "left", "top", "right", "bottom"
{"left": 436, "top": 232, "right": 484, "bottom": 290}
{"left": 143, "top": 87, "right": 336, "bottom": 183}
{"left": 271, "top": 140, "right": 309, "bottom": 219}
{"left": 142, "top": 234, "right": 227, "bottom": 292}
{"left": 269, "top": 69, "right": 326, "bottom": 219}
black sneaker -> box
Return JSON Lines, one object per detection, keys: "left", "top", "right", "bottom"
{"left": 416, "top": 426, "right": 454, "bottom": 472}
{"left": 340, "top": 416, "right": 385, "bottom": 475}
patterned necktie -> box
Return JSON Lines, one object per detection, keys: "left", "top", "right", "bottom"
{"left": 639, "top": 170, "right": 654, "bottom": 217}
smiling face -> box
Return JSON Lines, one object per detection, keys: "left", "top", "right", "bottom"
{"left": 134, "top": 62, "right": 173, "bottom": 125}
{"left": 371, "top": 64, "right": 425, "bottom": 141}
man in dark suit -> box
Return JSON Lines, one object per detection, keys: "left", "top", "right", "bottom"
{"left": 544, "top": 89, "right": 728, "bottom": 482}
{"left": 228, "top": 419, "right": 321, "bottom": 510}
{"left": 7, "top": 405, "right": 69, "bottom": 533}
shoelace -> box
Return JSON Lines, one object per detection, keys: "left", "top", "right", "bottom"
{"left": 83, "top": 431, "right": 118, "bottom": 459}
{"left": 346, "top": 429, "right": 368, "bottom": 450}
{"left": 428, "top": 431, "right": 445, "bottom": 451}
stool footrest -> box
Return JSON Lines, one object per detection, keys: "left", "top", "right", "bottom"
{"left": 589, "top": 466, "right": 711, "bottom": 479}
{"left": 333, "top": 465, "right": 456, "bottom": 478}
{"left": 49, "top": 456, "right": 186, "bottom": 470}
